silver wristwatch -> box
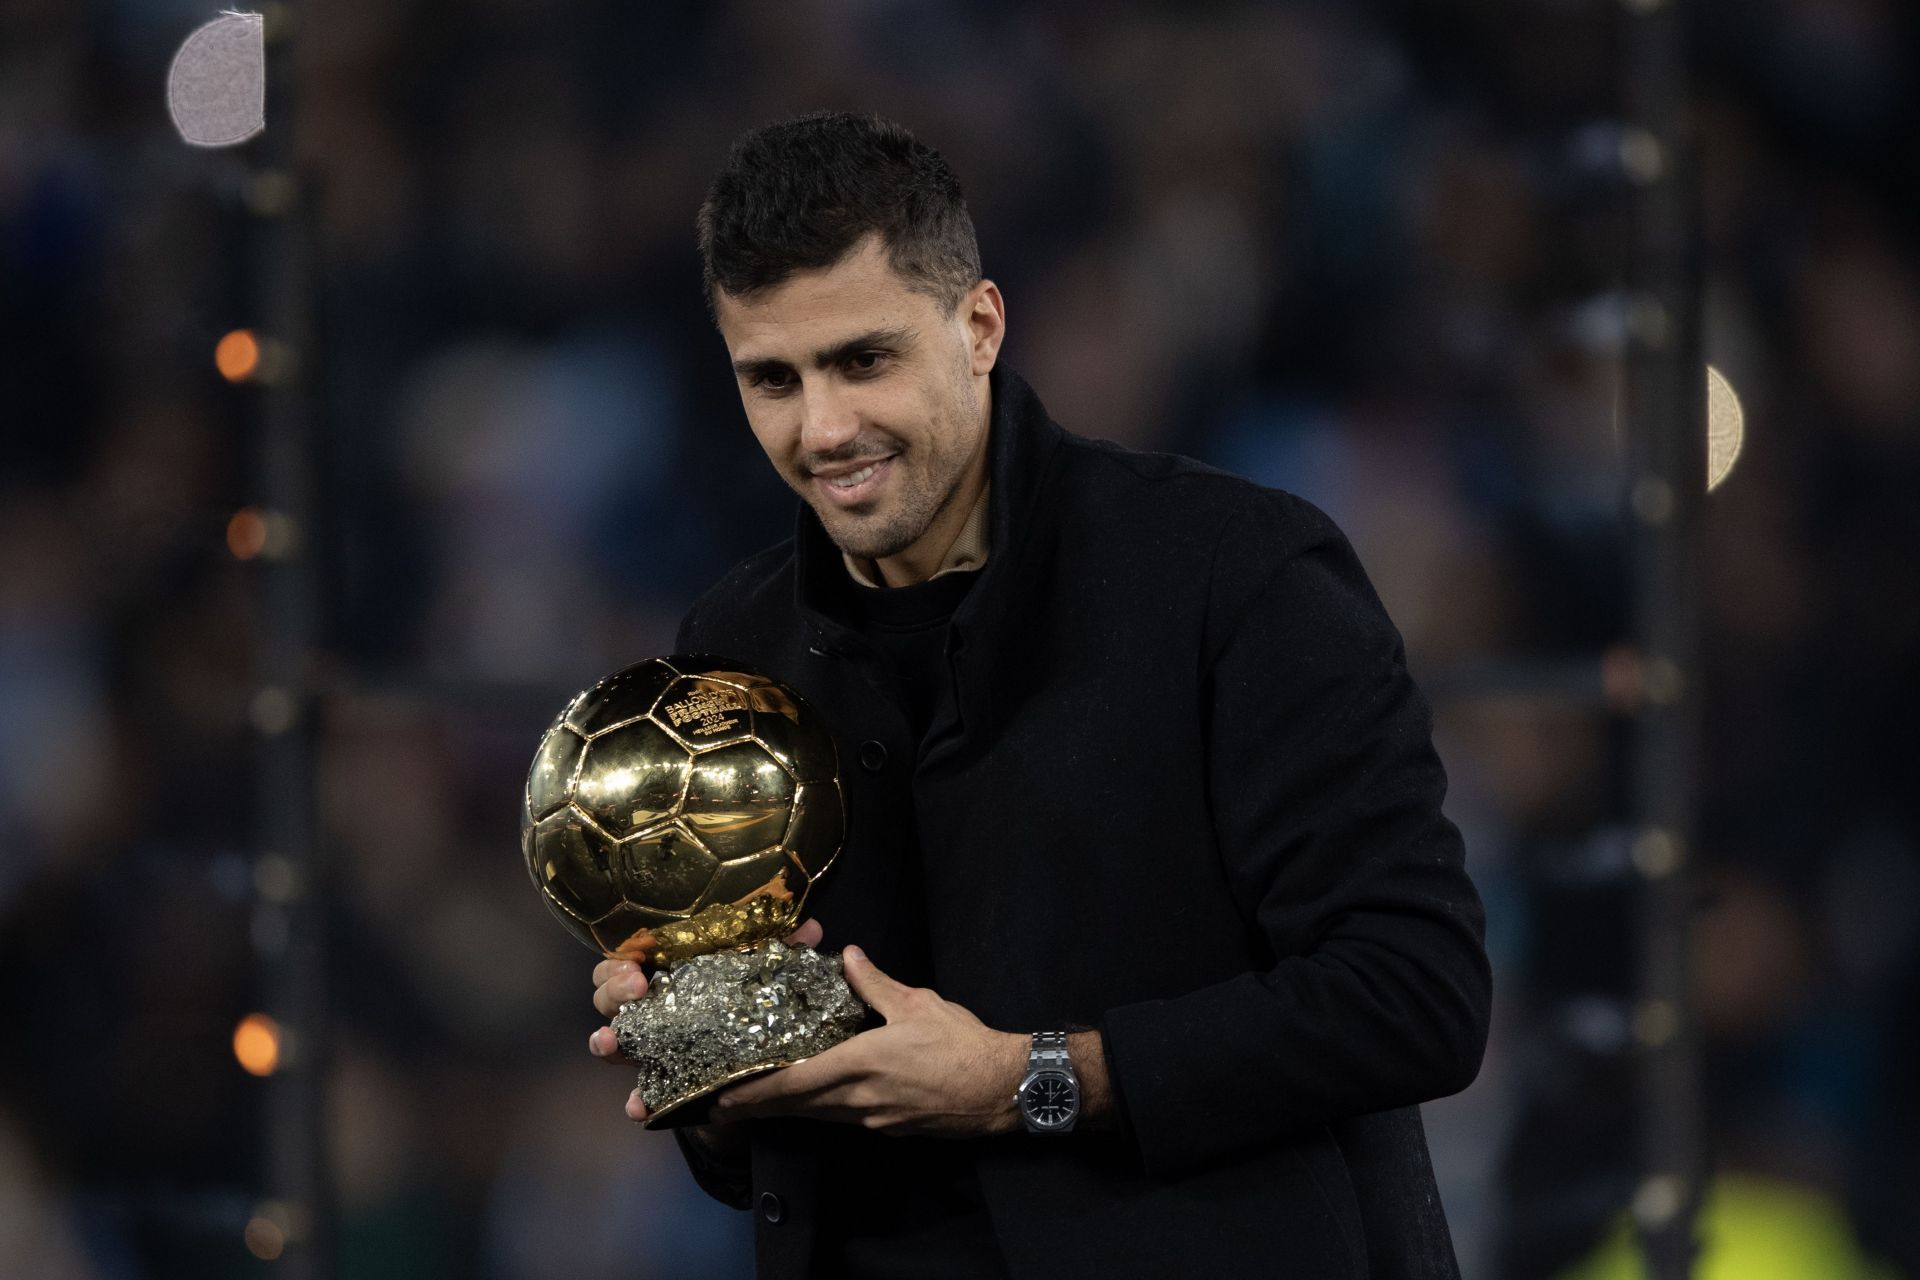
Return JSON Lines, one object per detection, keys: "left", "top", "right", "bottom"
{"left": 1014, "top": 1031, "right": 1080, "bottom": 1133}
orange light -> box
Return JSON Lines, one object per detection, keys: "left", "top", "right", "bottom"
{"left": 227, "top": 507, "right": 268, "bottom": 560}
{"left": 233, "top": 1012, "right": 281, "bottom": 1077}
{"left": 243, "top": 1215, "right": 286, "bottom": 1260}
{"left": 216, "top": 329, "right": 261, "bottom": 382}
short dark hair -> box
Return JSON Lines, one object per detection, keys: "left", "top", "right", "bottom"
{"left": 697, "top": 112, "right": 982, "bottom": 314}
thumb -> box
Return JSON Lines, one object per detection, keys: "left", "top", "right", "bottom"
{"left": 841, "top": 945, "right": 914, "bottom": 1021}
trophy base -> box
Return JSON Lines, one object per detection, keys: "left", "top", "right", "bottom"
{"left": 611, "top": 938, "right": 869, "bottom": 1130}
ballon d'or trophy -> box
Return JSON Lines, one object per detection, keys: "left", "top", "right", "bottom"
{"left": 522, "top": 656, "right": 866, "bottom": 1127}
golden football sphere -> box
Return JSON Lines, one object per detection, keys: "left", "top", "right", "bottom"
{"left": 521, "top": 656, "right": 844, "bottom": 964}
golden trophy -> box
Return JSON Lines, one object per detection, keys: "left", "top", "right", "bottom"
{"left": 522, "top": 656, "right": 865, "bottom": 1127}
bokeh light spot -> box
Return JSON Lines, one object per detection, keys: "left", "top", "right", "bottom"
{"left": 216, "top": 329, "right": 261, "bottom": 382}
{"left": 233, "top": 1012, "right": 281, "bottom": 1076}
{"left": 243, "top": 1214, "right": 286, "bottom": 1260}
{"left": 1706, "top": 364, "right": 1744, "bottom": 491}
{"left": 227, "top": 507, "right": 268, "bottom": 559}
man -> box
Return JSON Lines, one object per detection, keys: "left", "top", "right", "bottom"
{"left": 588, "top": 112, "right": 1490, "bottom": 1278}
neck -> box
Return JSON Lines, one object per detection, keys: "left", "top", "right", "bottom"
{"left": 869, "top": 461, "right": 986, "bottom": 587}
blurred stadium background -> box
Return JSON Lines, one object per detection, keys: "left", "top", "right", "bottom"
{"left": 3, "top": 0, "right": 1918, "bottom": 1276}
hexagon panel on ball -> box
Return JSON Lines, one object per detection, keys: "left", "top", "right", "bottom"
{"left": 566, "top": 659, "right": 680, "bottom": 738}
{"left": 574, "top": 719, "right": 691, "bottom": 839}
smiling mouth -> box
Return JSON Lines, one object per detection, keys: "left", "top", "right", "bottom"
{"left": 824, "top": 461, "right": 883, "bottom": 490}
{"left": 808, "top": 453, "right": 899, "bottom": 506}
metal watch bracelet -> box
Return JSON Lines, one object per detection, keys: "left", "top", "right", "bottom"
{"left": 1017, "top": 1030, "right": 1079, "bottom": 1133}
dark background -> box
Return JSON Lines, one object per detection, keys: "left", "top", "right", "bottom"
{"left": 3, "top": 0, "right": 1918, "bottom": 1275}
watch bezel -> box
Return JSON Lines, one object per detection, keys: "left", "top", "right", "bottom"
{"left": 1016, "top": 1068, "right": 1080, "bottom": 1132}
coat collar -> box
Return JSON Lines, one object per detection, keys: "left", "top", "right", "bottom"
{"left": 792, "top": 364, "right": 1066, "bottom": 654}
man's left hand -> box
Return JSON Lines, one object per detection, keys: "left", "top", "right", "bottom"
{"left": 714, "top": 945, "right": 1026, "bottom": 1138}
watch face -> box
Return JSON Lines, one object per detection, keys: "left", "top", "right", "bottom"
{"left": 1021, "top": 1072, "right": 1078, "bottom": 1128}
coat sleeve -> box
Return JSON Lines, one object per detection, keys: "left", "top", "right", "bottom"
{"left": 672, "top": 1128, "right": 752, "bottom": 1210}
{"left": 1098, "top": 491, "right": 1491, "bottom": 1179}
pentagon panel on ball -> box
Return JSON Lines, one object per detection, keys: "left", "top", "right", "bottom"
{"left": 525, "top": 722, "right": 585, "bottom": 821}
{"left": 526, "top": 808, "right": 625, "bottom": 928}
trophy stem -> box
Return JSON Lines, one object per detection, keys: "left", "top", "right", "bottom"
{"left": 611, "top": 939, "right": 869, "bottom": 1129}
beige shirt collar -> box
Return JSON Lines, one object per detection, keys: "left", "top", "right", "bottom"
{"left": 842, "top": 483, "right": 991, "bottom": 589}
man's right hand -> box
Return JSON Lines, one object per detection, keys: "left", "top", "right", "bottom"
{"left": 588, "top": 917, "right": 826, "bottom": 1124}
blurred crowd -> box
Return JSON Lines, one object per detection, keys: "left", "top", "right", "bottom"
{"left": 3, "top": 0, "right": 1918, "bottom": 1276}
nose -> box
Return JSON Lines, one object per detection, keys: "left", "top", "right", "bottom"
{"left": 798, "top": 380, "right": 861, "bottom": 456}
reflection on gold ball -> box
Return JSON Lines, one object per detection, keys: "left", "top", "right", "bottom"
{"left": 521, "top": 657, "right": 843, "bottom": 964}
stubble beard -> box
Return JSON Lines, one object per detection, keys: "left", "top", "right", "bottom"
{"left": 807, "top": 374, "right": 980, "bottom": 563}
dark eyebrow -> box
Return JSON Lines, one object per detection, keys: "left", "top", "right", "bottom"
{"left": 731, "top": 326, "right": 916, "bottom": 379}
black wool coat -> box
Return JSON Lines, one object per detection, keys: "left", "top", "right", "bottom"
{"left": 672, "top": 367, "right": 1491, "bottom": 1279}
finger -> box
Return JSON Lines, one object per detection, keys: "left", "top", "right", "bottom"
{"left": 592, "top": 958, "right": 638, "bottom": 988}
{"left": 720, "top": 1031, "right": 872, "bottom": 1116}
{"left": 721, "top": 1071, "right": 871, "bottom": 1126}
{"left": 786, "top": 917, "right": 824, "bottom": 949}
{"left": 716, "top": 1078, "right": 806, "bottom": 1121}
{"left": 592, "top": 970, "right": 649, "bottom": 1018}
{"left": 588, "top": 1025, "right": 624, "bottom": 1062}
{"left": 840, "top": 945, "right": 916, "bottom": 1021}
{"left": 624, "top": 1088, "right": 650, "bottom": 1123}
{"left": 720, "top": 1070, "right": 804, "bottom": 1111}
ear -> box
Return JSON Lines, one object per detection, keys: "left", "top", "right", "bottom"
{"left": 960, "top": 279, "right": 1006, "bottom": 377}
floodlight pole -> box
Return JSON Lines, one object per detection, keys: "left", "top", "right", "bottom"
{"left": 1620, "top": 0, "right": 1708, "bottom": 1272}
{"left": 248, "top": 3, "right": 335, "bottom": 1275}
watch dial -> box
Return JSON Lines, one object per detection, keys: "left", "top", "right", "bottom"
{"left": 1025, "top": 1073, "right": 1078, "bottom": 1127}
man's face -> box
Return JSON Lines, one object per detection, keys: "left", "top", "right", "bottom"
{"left": 714, "top": 235, "right": 994, "bottom": 563}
